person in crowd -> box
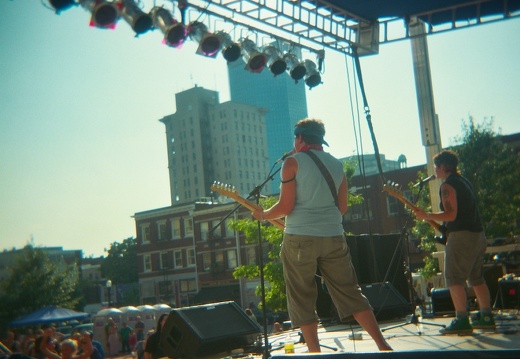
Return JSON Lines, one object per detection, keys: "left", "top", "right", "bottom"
{"left": 143, "top": 315, "right": 168, "bottom": 359}
{"left": 118, "top": 322, "right": 131, "bottom": 354}
{"left": 412, "top": 149, "right": 495, "bottom": 334}
{"left": 134, "top": 317, "right": 145, "bottom": 343}
{"left": 59, "top": 340, "right": 77, "bottom": 359}
{"left": 105, "top": 318, "right": 119, "bottom": 357}
{"left": 252, "top": 118, "right": 392, "bottom": 352}
{"left": 36, "top": 324, "right": 60, "bottom": 359}
{"left": 76, "top": 331, "right": 101, "bottom": 359}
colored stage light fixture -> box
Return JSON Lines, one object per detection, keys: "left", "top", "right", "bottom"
{"left": 48, "top": 0, "right": 77, "bottom": 14}
{"left": 80, "top": 0, "right": 120, "bottom": 29}
{"left": 241, "top": 39, "right": 266, "bottom": 73}
{"left": 263, "top": 46, "right": 287, "bottom": 76}
{"left": 189, "top": 22, "right": 221, "bottom": 58}
{"left": 151, "top": 7, "right": 187, "bottom": 48}
{"left": 120, "top": 0, "right": 153, "bottom": 36}
{"left": 215, "top": 32, "right": 241, "bottom": 62}
{"left": 284, "top": 53, "right": 306, "bottom": 82}
{"left": 303, "top": 59, "right": 322, "bottom": 89}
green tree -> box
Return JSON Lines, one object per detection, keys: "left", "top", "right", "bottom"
{"left": 100, "top": 237, "right": 138, "bottom": 285}
{"left": 231, "top": 159, "right": 360, "bottom": 313}
{"left": 0, "top": 245, "right": 81, "bottom": 326}
{"left": 454, "top": 118, "right": 520, "bottom": 238}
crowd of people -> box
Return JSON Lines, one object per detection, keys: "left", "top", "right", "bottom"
{"left": 1, "top": 315, "right": 158, "bottom": 359}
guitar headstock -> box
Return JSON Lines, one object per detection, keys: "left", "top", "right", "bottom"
{"left": 211, "top": 182, "right": 239, "bottom": 199}
{"left": 382, "top": 181, "right": 405, "bottom": 199}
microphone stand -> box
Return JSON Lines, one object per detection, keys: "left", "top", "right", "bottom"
{"left": 248, "top": 166, "right": 281, "bottom": 359}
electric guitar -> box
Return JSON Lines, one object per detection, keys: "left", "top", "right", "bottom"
{"left": 382, "top": 183, "right": 447, "bottom": 245}
{"left": 210, "top": 182, "right": 285, "bottom": 230}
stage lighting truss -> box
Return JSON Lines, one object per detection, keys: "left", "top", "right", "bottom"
{"left": 120, "top": 0, "right": 153, "bottom": 36}
{"left": 79, "top": 0, "right": 121, "bottom": 29}
{"left": 240, "top": 39, "right": 267, "bottom": 73}
{"left": 45, "top": 1, "right": 325, "bottom": 87}
{"left": 151, "top": 6, "right": 187, "bottom": 48}
{"left": 189, "top": 22, "right": 221, "bottom": 58}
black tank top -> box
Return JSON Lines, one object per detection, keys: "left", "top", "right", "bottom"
{"left": 440, "top": 173, "right": 483, "bottom": 232}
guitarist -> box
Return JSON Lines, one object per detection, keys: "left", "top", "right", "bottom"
{"left": 412, "top": 150, "right": 495, "bottom": 334}
{"left": 252, "top": 118, "right": 392, "bottom": 353}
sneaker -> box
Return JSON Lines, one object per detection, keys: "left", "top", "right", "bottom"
{"left": 439, "top": 317, "right": 473, "bottom": 335}
{"left": 472, "top": 314, "right": 496, "bottom": 330}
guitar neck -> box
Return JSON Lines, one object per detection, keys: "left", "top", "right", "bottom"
{"left": 383, "top": 185, "right": 442, "bottom": 233}
{"left": 224, "top": 193, "right": 285, "bottom": 230}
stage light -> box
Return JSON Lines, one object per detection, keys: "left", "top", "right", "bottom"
{"left": 189, "top": 22, "right": 221, "bottom": 58}
{"left": 151, "top": 7, "right": 187, "bottom": 48}
{"left": 303, "top": 59, "right": 322, "bottom": 89}
{"left": 48, "top": 0, "right": 77, "bottom": 14}
{"left": 240, "top": 39, "right": 266, "bottom": 73}
{"left": 284, "top": 53, "right": 306, "bottom": 82}
{"left": 79, "top": 0, "right": 120, "bottom": 29}
{"left": 263, "top": 46, "right": 287, "bottom": 76}
{"left": 215, "top": 32, "right": 241, "bottom": 62}
{"left": 120, "top": 0, "right": 153, "bottom": 36}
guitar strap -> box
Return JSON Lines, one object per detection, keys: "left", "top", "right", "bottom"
{"left": 302, "top": 151, "right": 339, "bottom": 208}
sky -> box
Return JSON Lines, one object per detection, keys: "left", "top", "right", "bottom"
{"left": 1, "top": 2, "right": 519, "bottom": 257}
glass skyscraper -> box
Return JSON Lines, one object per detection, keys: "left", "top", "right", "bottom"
{"left": 227, "top": 59, "right": 308, "bottom": 194}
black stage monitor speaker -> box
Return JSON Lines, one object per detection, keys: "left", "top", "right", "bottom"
{"left": 496, "top": 279, "right": 520, "bottom": 310}
{"left": 161, "top": 301, "right": 261, "bottom": 358}
{"left": 431, "top": 288, "right": 454, "bottom": 315}
{"left": 361, "top": 282, "right": 410, "bottom": 321}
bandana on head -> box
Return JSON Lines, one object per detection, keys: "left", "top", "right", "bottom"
{"left": 294, "top": 126, "right": 329, "bottom": 146}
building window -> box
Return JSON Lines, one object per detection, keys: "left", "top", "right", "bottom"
{"left": 171, "top": 219, "right": 181, "bottom": 239}
{"left": 224, "top": 218, "right": 235, "bottom": 237}
{"left": 202, "top": 253, "right": 211, "bottom": 271}
{"left": 387, "top": 196, "right": 400, "bottom": 217}
{"left": 214, "top": 251, "right": 225, "bottom": 271}
{"left": 187, "top": 248, "right": 196, "bottom": 267}
{"left": 157, "top": 221, "right": 167, "bottom": 241}
{"left": 174, "top": 250, "right": 183, "bottom": 269}
{"left": 184, "top": 218, "right": 194, "bottom": 236}
{"left": 160, "top": 252, "right": 170, "bottom": 269}
{"left": 180, "top": 279, "right": 197, "bottom": 292}
{"left": 227, "top": 249, "right": 237, "bottom": 269}
{"left": 200, "top": 222, "right": 209, "bottom": 241}
{"left": 246, "top": 247, "right": 256, "bottom": 265}
{"left": 144, "top": 254, "right": 152, "bottom": 272}
{"left": 140, "top": 224, "right": 150, "bottom": 244}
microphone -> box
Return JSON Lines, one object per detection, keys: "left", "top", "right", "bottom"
{"left": 413, "top": 174, "right": 436, "bottom": 187}
{"left": 275, "top": 151, "right": 294, "bottom": 164}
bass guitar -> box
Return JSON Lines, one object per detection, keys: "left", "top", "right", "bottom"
{"left": 211, "top": 182, "right": 285, "bottom": 230}
{"left": 382, "top": 183, "right": 447, "bottom": 245}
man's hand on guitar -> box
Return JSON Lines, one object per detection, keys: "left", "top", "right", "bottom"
{"left": 412, "top": 207, "right": 428, "bottom": 221}
{"left": 252, "top": 209, "right": 265, "bottom": 222}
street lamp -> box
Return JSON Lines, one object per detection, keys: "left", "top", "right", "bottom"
{"left": 106, "top": 279, "right": 112, "bottom": 308}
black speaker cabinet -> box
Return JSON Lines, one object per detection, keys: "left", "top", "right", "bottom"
{"left": 496, "top": 279, "right": 520, "bottom": 309}
{"left": 431, "top": 288, "right": 454, "bottom": 315}
{"left": 361, "top": 282, "right": 410, "bottom": 321}
{"left": 161, "top": 301, "right": 261, "bottom": 358}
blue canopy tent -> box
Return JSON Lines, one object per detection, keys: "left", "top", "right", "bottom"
{"left": 9, "top": 306, "right": 89, "bottom": 328}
